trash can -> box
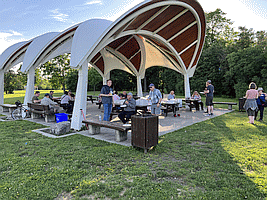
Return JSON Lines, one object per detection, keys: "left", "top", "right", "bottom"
{"left": 55, "top": 113, "right": 68, "bottom": 123}
{"left": 239, "top": 98, "right": 246, "bottom": 112}
{"left": 131, "top": 115, "right": 158, "bottom": 153}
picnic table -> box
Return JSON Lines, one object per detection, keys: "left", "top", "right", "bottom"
{"left": 161, "top": 99, "right": 182, "bottom": 116}
{"left": 182, "top": 98, "right": 200, "bottom": 111}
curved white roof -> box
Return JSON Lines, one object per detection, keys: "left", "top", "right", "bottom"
{"left": 70, "top": 19, "right": 113, "bottom": 68}
{"left": 21, "top": 32, "right": 59, "bottom": 72}
{"left": 1, "top": 0, "right": 206, "bottom": 78}
{"left": 70, "top": 0, "right": 206, "bottom": 77}
{"left": 0, "top": 41, "right": 29, "bottom": 70}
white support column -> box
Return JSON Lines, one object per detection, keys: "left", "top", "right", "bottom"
{"left": 71, "top": 61, "right": 88, "bottom": 130}
{"left": 137, "top": 76, "right": 143, "bottom": 97}
{"left": 23, "top": 67, "right": 35, "bottom": 106}
{"left": 184, "top": 73, "right": 191, "bottom": 99}
{"left": 0, "top": 70, "right": 4, "bottom": 112}
{"left": 103, "top": 72, "right": 110, "bottom": 85}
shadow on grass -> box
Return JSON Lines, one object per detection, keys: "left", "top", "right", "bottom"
{"left": 155, "top": 113, "right": 266, "bottom": 199}
{"left": 0, "top": 116, "right": 266, "bottom": 199}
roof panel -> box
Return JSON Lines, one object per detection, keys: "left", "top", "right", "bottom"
{"left": 170, "top": 24, "right": 198, "bottom": 53}
{"left": 21, "top": 32, "right": 59, "bottom": 72}
{"left": 117, "top": 37, "right": 140, "bottom": 59}
{"left": 142, "top": 5, "right": 185, "bottom": 32}
{"left": 107, "top": 35, "right": 132, "bottom": 50}
{"left": 180, "top": 44, "right": 196, "bottom": 69}
{"left": 125, "top": 6, "right": 163, "bottom": 31}
{"left": 130, "top": 51, "right": 141, "bottom": 71}
{"left": 70, "top": 19, "right": 113, "bottom": 68}
{"left": 157, "top": 11, "right": 195, "bottom": 41}
{"left": 0, "top": 41, "right": 29, "bottom": 70}
{"left": 95, "top": 57, "right": 104, "bottom": 73}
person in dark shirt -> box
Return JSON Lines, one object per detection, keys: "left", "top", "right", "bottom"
{"left": 255, "top": 87, "right": 266, "bottom": 122}
{"left": 32, "top": 91, "right": 41, "bottom": 103}
{"left": 49, "top": 91, "right": 54, "bottom": 99}
{"left": 100, "top": 79, "right": 113, "bottom": 121}
{"left": 204, "top": 80, "right": 214, "bottom": 116}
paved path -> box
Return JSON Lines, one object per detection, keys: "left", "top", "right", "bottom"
{"left": 1, "top": 102, "right": 233, "bottom": 147}
{"left": 80, "top": 102, "right": 233, "bottom": 146}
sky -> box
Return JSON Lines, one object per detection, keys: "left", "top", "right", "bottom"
{"left": 0, "top": 0, "right": 267, "bottom": 55}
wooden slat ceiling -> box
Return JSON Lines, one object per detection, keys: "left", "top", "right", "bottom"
{"left": 93, "top": 0, "right": 205, "bottom": 75}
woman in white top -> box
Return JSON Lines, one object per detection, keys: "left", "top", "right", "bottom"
{"left": 191, "top": 91, "right": 203, "bottom": 111}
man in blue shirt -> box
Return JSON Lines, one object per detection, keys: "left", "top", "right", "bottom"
{"left": 148, "top": 83, "right": 162, "bottom": 115}
{"left": 168, "top": 90, "right": 175, "bottom": 100}
{"left": 100, "top": 79, "right": 113, "bottom": 121}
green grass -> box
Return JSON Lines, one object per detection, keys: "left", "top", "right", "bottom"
{"left": 1, "top": 92, "right": 266, "bottom": 199}
{"left": 3, "top": 90, "right": 102, "bottom": 104}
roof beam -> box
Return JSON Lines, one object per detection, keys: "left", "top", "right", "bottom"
{"left": 93, "top": 54, "right": 102, "bottom": 64}
{"left": 136, "top": 5, "right": 170, "bottom": 32}
{"left": 129, "top": 49, "right": 141, "bottom": 61}
{"left": 113, "top": 17, "right": 137, "bottom": 39}
{"left": 178, "top": 40, "right": 198, "bottom": 56}
{"left": 167, "top": 21, "right": 197, "bottom": 43}
{"left": 153, "top": 9, "right": 189, "bottom": 34}
{"left": 115, "top": 35, "right": 134, "bottom": 51}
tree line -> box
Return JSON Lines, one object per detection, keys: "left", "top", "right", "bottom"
{"left": 4, "top": 9, "right": 267, "bottom": 98}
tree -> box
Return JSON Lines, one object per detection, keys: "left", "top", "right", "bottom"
{"left": 88, "top": 67, "right": 102, "bottom": 94}
{"left": 205, "top": 8, "right": 237, "bottom": 47}
{"left": 110, "top": 70, "right": 136, "bottom": 92}
{"left": 4, "top": 70, "right": 21, "bottom": 94}
{"left": 40, "top": 53, "right": 70, "bottom": 91}
{"left": 234, "top": 26, "right": 255, "bottom": 50}
{"left": 66, "top": 69, "right": 78, "bottom": 92}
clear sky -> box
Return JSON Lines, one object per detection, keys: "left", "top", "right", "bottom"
{"left": 0, "top": 0, "right": 267, "bottom": 55}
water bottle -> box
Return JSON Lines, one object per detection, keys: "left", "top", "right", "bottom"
{"left": 99, "top": 115, "right": 102, "bottom": 121}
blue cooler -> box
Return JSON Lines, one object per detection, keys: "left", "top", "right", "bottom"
{"left": 55, "top": 113, "right": 68, "bottom": 123}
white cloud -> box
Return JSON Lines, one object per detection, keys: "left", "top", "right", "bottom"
{"left": 85, "top": 0, "right": 102, "bottom": 5}
{"left": 49, "top": 9, "right": 69, "bottom": 22}
{"left": 0, "top": 31, "right": 25, "bottom": 55}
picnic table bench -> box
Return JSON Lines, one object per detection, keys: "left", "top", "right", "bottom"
{"left": 213, "top": 102, "right": 237, "bottom": 110}
{"left": 82, "top": 120, "right": 131, "bottom": 142}
{"left": 0, "top": 104, "right": 17, "bottom": 113}
{"left": 27, "top": 103, "right": 55, "bottom": 123}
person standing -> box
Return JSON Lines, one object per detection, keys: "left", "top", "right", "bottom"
{"left": 255, "top": 87, "right": 266, "bottom": 122}
{"left": 148, "top": 83, "right": 162, "bottom": 115}
{"left": 204, "top": 80, "right": 214, "bottom": 116}
{"left": 118, "top": 92, "right": 136, "bottom": 124}
{"left": 244, "top": 82, "right": 258, "bottom": 124}
{"left": 100, "top": 79, "right": 113, "bottom": 121}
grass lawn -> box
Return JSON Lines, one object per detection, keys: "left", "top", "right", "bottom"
{"left": 1, "top": 92, "right": 266, "bottom": 199}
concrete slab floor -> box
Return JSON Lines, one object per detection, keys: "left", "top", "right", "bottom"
{"left": 0, "top": 102, "right": 234, "bottom": 147}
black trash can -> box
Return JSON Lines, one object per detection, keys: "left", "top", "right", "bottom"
{"left": 131, "top": 115, "right": 158, "bottom": 153}
{"left": 239, "top": 98, "right": 246, "bottom": 112}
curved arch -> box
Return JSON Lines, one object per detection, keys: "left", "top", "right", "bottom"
{"left": 21, "top": 32, "right": 60, "bottom": 73}
{"left": 76, "top": 0, "right": 205, "bottom": 75}
{"left": 0, "top": 41, "right": 31, "bottom": 72}
{"left": 70, "top": 19, "right": 113, "bottom": 68}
